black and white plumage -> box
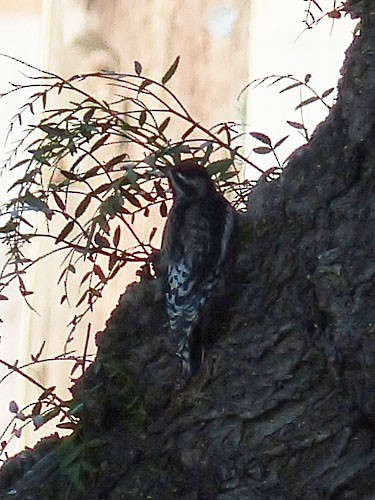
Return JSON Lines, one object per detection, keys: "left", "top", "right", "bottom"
{"left": 161, "top": 160, "right": 236, "bottom": 374}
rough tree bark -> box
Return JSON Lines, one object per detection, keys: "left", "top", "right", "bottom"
{"left": 1, "top": 2, "right": 375, "bottom": 499}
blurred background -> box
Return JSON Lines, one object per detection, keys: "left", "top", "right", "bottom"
{"left": 0, "top": 0, "right": 355, "bottom": 455}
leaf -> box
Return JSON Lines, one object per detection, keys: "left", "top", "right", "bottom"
{"left": 149, "top": 227, "right": 157, "bottom": 244}
{"left": 201, "top": 141, "right": 214, "bottom": 165}
{"left": 76, "top": 289, "right": 89, "bottom": 307}
{"left": 249, "top": 132, "right": 272, "bottom": 146}
{"left": 9, "top": 158, "right": 29, "bottom": 170}
{"left": 287, "top": 120, "right": 306, "bottom": 130}
{"left": 83, "top": 108, "right": 95, "bottom": 123}
{"left": 122, "top": 189, "right": 142, "bottom": 208}
{"left": 43, "top": 407, "right": 60, "bottom": 421}
{"left": 13, "top": 428, "right": 22, "bottom": 438}
{"left": 158, "top": 117, "right": 171, "bottom": 134}
{"left": 160, "top": 201, "right": 168, "bottom": 217}
{"left": 75, "top": 194, "right": 92, "bottom": 218}
{"left": 207, "top": 159, "right": 233, "bottom": 176}
{"left": 61, "top": 170, "right": 78, "bottom": 181}
{"left": 32, "top": 401, "right": 42, "bottom": 416}
{"left": 253, "top": 146, "right": 273, "bottom": 155}
{"left": 154, "top": 180, "right": 167, "bottom": 199}
{"left": 295, "top": 96, "right": 320, "bottom": 110}
{"left": 109, "top": 252, "right": 119, "bottom": 271}
{"left": 90, "top": 288, "right": 102, "bottom": 298}
{"left": 39, "top": 124, "right": 70, "bottom": 139}
{"left": 279, "top": 81, "right": 303, "bottom": 93}
{"left": 304, "top": 74, "right": 312, "bottom": 83}
{"left": 53, "top": 192, "right": 66, "bottom": 212}
{"left": 113, "top": 226, "right": 121, "bottom": 248}
{"left": 90, "top": 134, "right": 110, "bottom": 153}
{"left": 138, "top": 79, "right": 152, "bottom": 93}
{"left": 21, "top": 193, "right": 54, "bottom": 220}
{"left": 181, "top": 123, "right": 196, "bottom": 140}
{"left": 80, "top": 272, "right": 91, "bottom": 285}
{"left": 134, "top": 60, "right": 143, "bottom": 75}
{"left": 93, "top": 264, "right": 106, "bottom": 282}
{"left": 0, "top": 295, "right": 9, "bottom": 301}
{"left": 162, "top": 56, "right": 180, "bottom": 85}
{"left": 0, "top": 221, "right": 18, "bottom": 233}
{"left": 86, "top": 438, "right": 104, "bottom": 448}
{"left": 273, "top": 135, "right": 289, "bottom": 149}
{"left": 32, "top": 415, "right": 45, "bottom": 429}
{"left": 56, "top": 221, "right": 74, "bottom": 244}
{"left": 38, "top": 386, "right": 56, "bottom": 400}
{"left": 92, "top": 182, "right": 112, "bottom": 196}
{"left": 73, "top": 153, "right": 91, "bottom": 173}
{"left": 9, "top": 401, "right": 19, "bottom": 414}
{"left": 321, "top": 87, "right": 334, "bottom": 99}
{"left": 56, "top": 422, "right": 77, "bottom": 430}
{"left": 94, "top": 233, "right": 110, "bottom": 248}
{"left": 328, "top": 9, "right": 341, "bottom": 18}
{"left": 139, "top": 110, "right": 147, "bottom": 126}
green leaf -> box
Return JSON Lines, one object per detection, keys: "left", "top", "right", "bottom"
{"left": 39, "top": 124, "right": 71, "bottom": 139}
{"left": 207, "top": 159, "right": 233, "bottom": 176}
{"left": 201, "top": 141, "right": 214, "bottom": 166}
{"left": 0, "top": 221, "right": 18, "bottom": 233}
{"left": 102, "top": 195, "right": 123, "bottom": 215}
{"left": 85, "top": 438, "right": 104, "bottom": 448}
{"left": 60, "top": 445, "right": 83, "bottom": 468}
{"left": 162, "top": 56, "right": 180, "bottom": 85}
{"left": 21, "top": 193, "right": 54, "bottom": 220}
{"left": 83, "top": 108, "right": 95, "bottom": 123}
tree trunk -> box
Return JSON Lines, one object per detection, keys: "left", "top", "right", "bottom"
{"left": 1, "top": 2, "right": 375, "bottom": 499}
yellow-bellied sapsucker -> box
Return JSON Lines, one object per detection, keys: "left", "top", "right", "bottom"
{"left": 161, "top": 160, "right": 237, "bottom": 375}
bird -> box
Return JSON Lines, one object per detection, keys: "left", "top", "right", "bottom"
{"left": 160, "top": 160, "right": 237, "bottom": 375}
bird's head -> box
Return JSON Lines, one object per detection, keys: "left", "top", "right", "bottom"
{"left": 167, "top": 160, "right": 215, "bottom": 200}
